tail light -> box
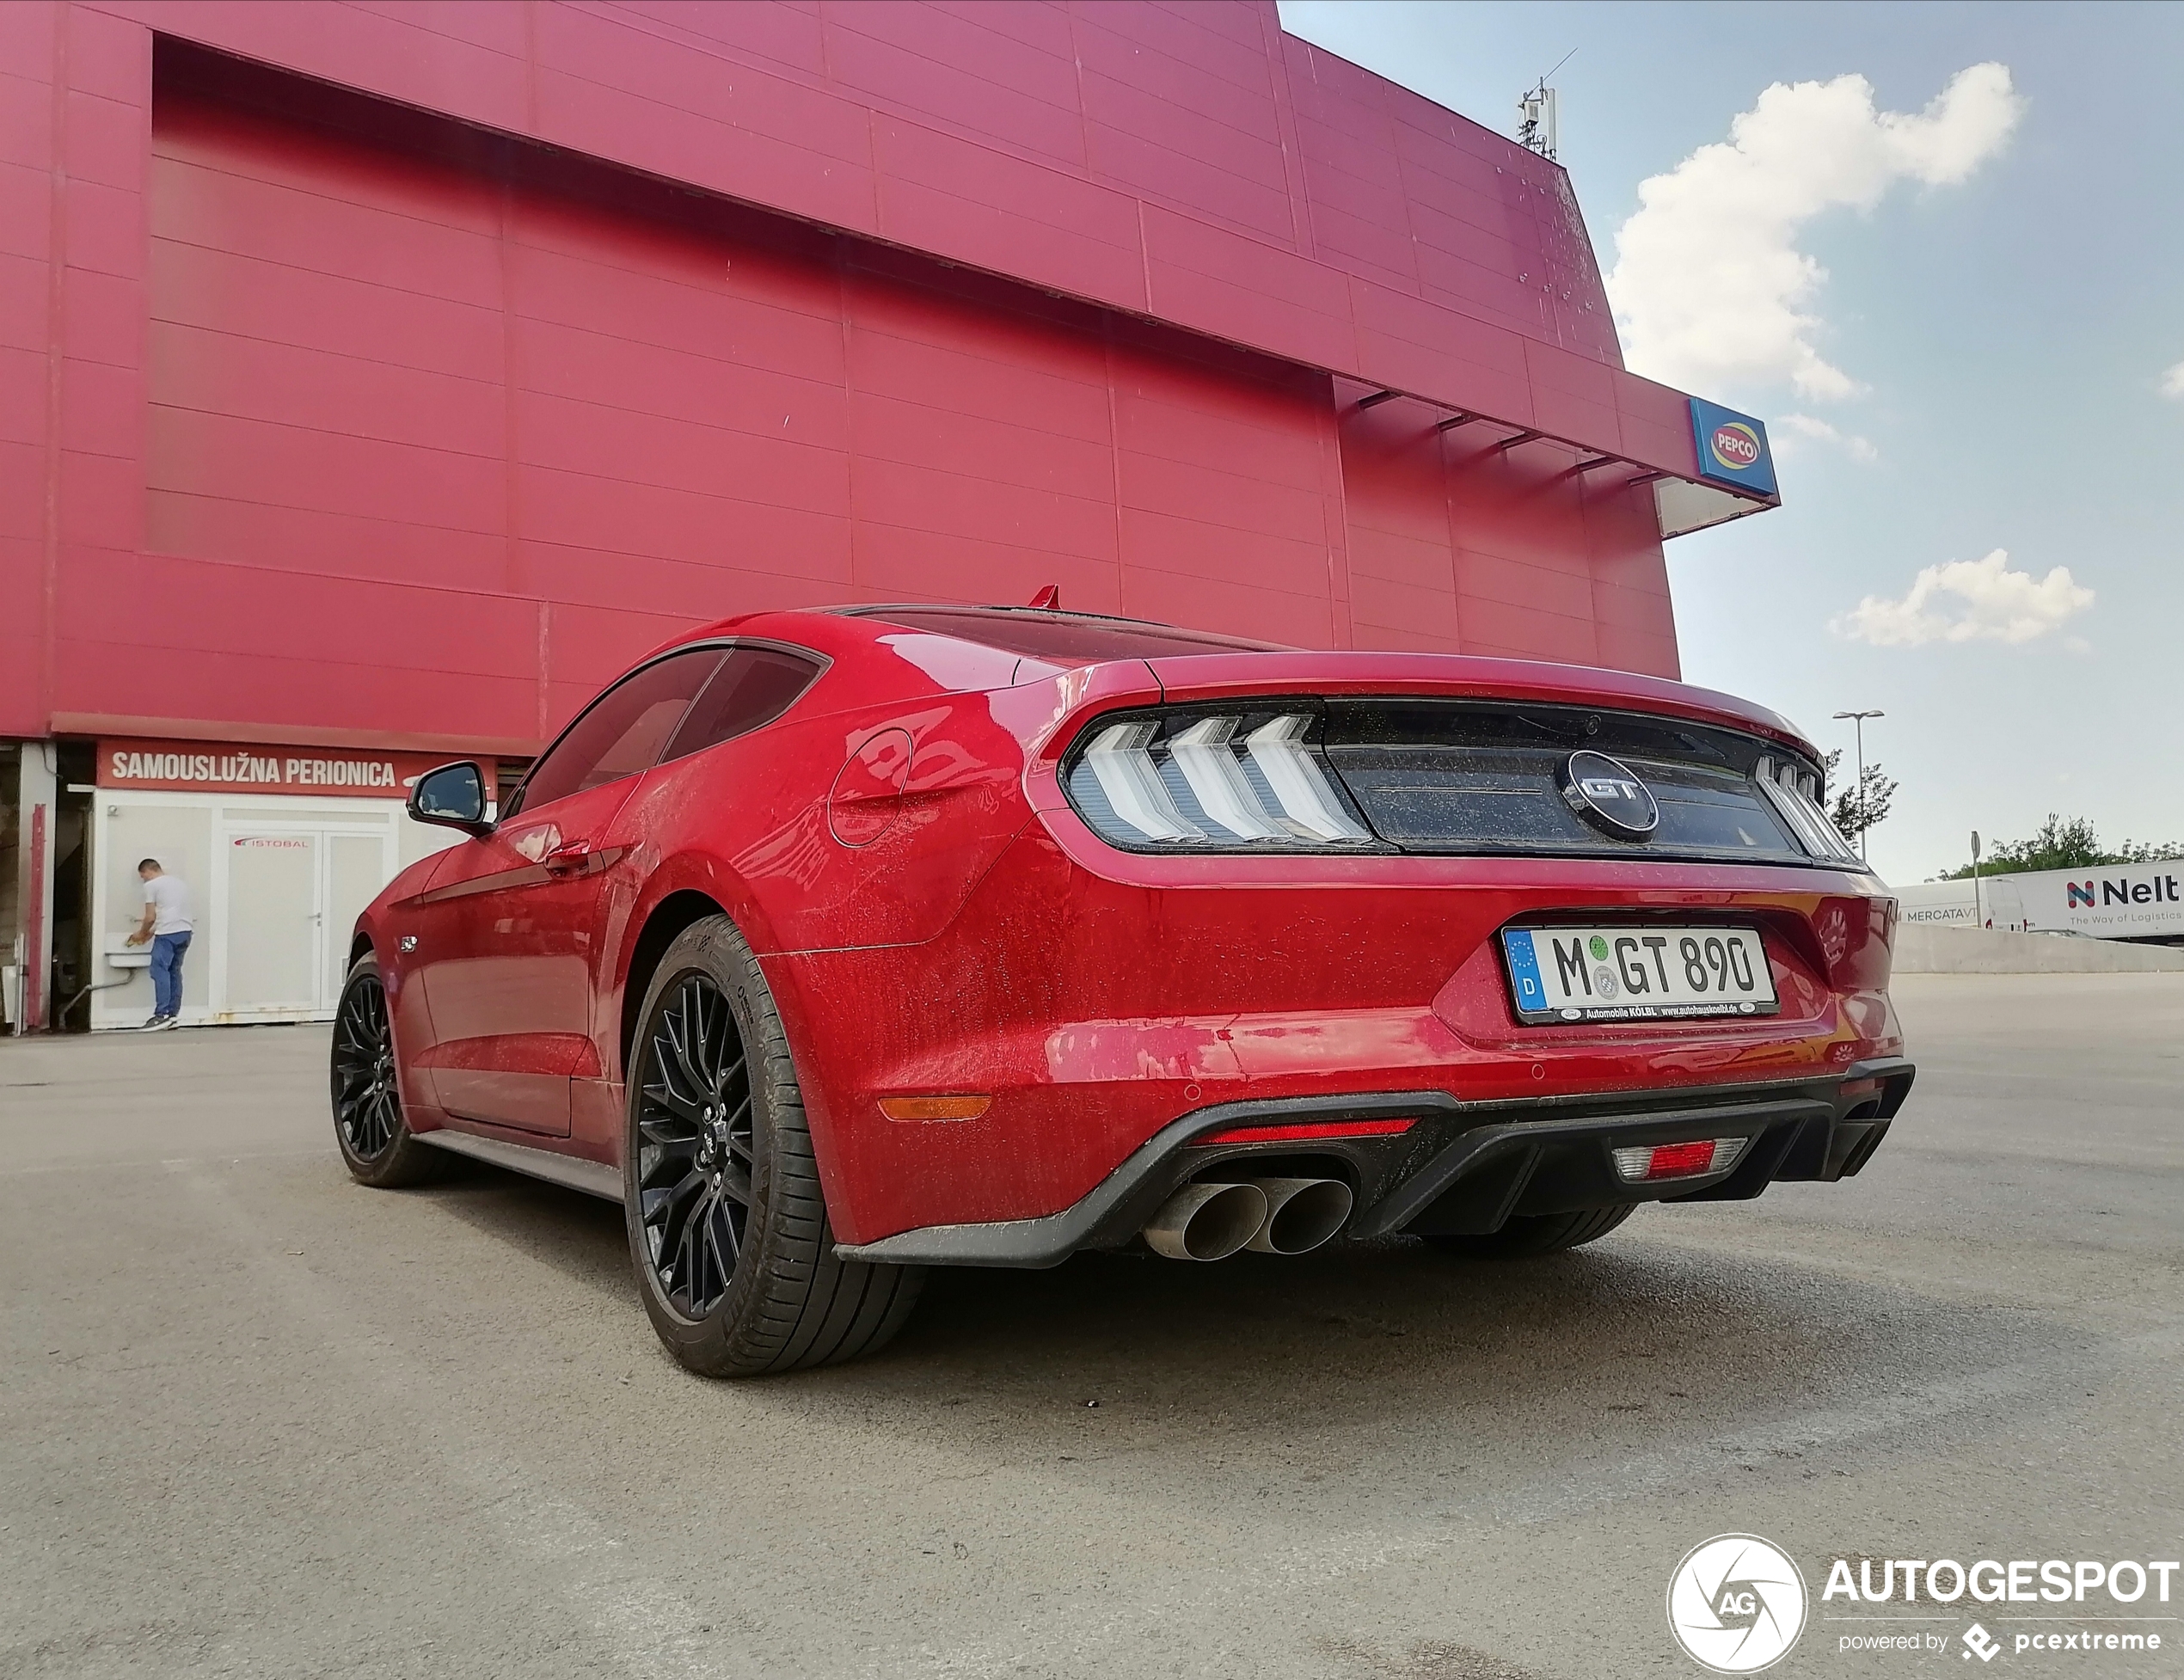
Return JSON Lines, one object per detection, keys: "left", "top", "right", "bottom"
{"left": 1067, "top": 708, "right": 1377, "bottom": 851}
{"left": 1612, "top": 1137, "right": 1750, "bottom": 1181}
{"left": 1060, "top": 697, "right": 1868, "bottom": 870}
{"left": 1752, "top": 757, "right": 1862, "bottom": 865}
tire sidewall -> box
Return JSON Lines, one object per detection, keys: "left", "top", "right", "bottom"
{"left": 623, "top": 917, "right": 792, "bottom": 1364}
{"left": 331, "top": 952, "right": 404, "bottom": 1179}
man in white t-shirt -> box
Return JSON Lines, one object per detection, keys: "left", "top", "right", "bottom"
{"left": 125, "top": 858, "right": 194, "bottom": 1030}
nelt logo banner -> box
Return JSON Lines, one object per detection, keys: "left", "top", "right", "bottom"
{"left": 1688, "top": 399, "right": 1778, "bottom": 498}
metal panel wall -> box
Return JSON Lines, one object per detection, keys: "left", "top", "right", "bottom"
{"left": 1336, "top": 383, "right": 1678, "bottom": 674}
{"left": 138, "top": 91, "right": 1378, "bottom": 747}
{"left": 83, "top": 0, "right": 1676, "bottom": 432}
{"left": 0, "top": 0, "right": 1685, "bottom": 758}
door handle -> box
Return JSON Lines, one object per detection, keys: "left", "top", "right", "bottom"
{"left": 543, "top": 840, "right": 593, "bottom": 875}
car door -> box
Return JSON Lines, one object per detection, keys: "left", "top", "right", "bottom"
{"left": 408, "top": 647, "right": 727, "bottom": 1135}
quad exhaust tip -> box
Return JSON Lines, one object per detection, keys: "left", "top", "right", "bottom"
{"left": 1142, "top": 1176, "right": 1352, "bottom": 1260}
{"left": 1245, "top": 1176, "right": 1353, "bottom": 1255}
{"left": 1142, "top": 1181, "right": 1267, "bottom": 1261}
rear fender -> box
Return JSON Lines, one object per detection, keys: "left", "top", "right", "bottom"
{"left": 604, "top": 690, "right": 1058, "bottom": 1227}
{"left": 986, "top": 659, "right": 1165, "bottom": 818}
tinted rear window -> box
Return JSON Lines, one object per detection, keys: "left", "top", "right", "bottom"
{"left": 660, "top": 647, "right": 822, "bottom": 763}
{"left": 510, "top": 648, "right": 724, "bottom": 816}
{"left": 854, "top": 608, "right": 1286, "bottom": 664}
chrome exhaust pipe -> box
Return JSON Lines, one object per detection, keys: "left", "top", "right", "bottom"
{"left": 1245, "top": 1177, "right": 1353, "bottom": 1255}
{"left": 1142, "top": 1181, "right": 1267, "bottom": 1261}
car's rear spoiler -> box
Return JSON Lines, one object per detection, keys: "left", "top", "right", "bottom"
{"left": 991, "top": 651, "right": 1817, "bottom": 822}
{"left": 1142, "top": 652, "right": 1815, "bottom": 756}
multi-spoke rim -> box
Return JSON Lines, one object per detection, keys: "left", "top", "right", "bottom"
{"left": 636, "top": 972, "right": 753, "bottom": 1320}
{"left": 333, "top": 973, "right": 402, "bottom": 1161}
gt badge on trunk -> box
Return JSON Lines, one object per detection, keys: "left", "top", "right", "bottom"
{"left": 1558, "top": 749, "right": 1659, "bottom": 841}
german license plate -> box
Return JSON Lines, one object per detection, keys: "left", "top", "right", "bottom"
{"left": 1500, "top": 925, "right": 1778, "bottom": 1023}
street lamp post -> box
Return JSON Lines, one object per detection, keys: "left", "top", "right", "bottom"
{"left": 1831, "top": 709, "right": 1885, "bottom": 861}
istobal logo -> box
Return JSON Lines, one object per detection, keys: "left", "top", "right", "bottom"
{"left": 1667, "top": 1535, "right": 1808, "bottom": 1673}
{"left": 1709, "top": 422, "right": 1763, "bottom": 472}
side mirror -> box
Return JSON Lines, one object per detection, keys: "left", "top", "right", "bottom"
{"left": 408, "top": 761, "right": 494, "bottom": 835}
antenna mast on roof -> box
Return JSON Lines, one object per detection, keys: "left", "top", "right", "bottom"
{"left": 1517, "top": 48, "right": 1575, "bottom": 162}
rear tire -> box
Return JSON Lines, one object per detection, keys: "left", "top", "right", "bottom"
{"left": 624, "top": 915, "right": 924, "bottom": 1377}
{"left": 330, "top": 953, "right": 446, "bottom": 1188}
{"left": 1425, "top": 1203, "right": 1635, "bottom": 1260}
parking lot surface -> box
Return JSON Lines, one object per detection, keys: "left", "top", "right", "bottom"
{"left": 3, "top": 972, "right": 2180, "bottom": 1678}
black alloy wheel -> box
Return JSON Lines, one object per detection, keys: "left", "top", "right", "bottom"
{"left": 333, "top": 972, "right": 401, "bottom": 1160}
{"left": 634, "top": 973, "right": 753, "bottom": 1320}
{"left": 329, "top": 952, "right": 445, "bottom": 1188}
{"left": 623, "top": 916, "right": 925, "bottom": 1376}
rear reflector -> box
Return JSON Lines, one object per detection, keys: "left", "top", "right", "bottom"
{"left": 878, "top": 1094, "right": 991, "bottom": 1122}
{"left": 1197, "top": 1119, "right": 1416, "bottom": 1146}
{"left": 1611, "top": 1136, "right": 1749, "bottom": 1182}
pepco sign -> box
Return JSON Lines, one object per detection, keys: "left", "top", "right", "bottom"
{"left": 1689, "top": 399, "right": 1778, "bottom": 497}
{"left": 1709, "top": 421, "right": 1762, "bottom": 469}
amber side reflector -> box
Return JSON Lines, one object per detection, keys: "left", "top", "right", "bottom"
{"left": 1196, "top": 1119, "right": 1416, "bottom": 1146}
{"left": 878, "top": 1094, "right": 992, "bottom": 1122}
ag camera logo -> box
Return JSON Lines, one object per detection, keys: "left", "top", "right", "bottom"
{"left": 1668, "top": 1534, "right": 1807, "bottom": 1673}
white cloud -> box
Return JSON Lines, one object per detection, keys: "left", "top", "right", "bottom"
{"left": 1835, "top": 549, "right": 2092, "bottom": 647}
{"left": 2161, "top": 360, "right": 2184, "bottom": 399}
{"left": 1607, "top": 64, "right": 2022, "bottom": 401}
{"left": 1773, "top": 413, "right": 1878, "bottom": 462}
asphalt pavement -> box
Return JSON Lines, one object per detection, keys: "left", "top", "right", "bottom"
{"left": 3, "top": 972, "right": 2179, "bottom": 1679}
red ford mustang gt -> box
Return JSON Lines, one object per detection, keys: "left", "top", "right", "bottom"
{"left": 332, "top": 604, "right": 1911, "bottom": 1376}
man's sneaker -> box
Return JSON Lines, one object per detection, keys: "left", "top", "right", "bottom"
{"left": 140, "top": 1015, "right": 164, "bottom": 1030}
{"left": 153, "top": 1015, "right": 181, "bottom": 1031}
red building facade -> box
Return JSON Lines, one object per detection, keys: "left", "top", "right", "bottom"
{"left": 1, "top": 0, "right": 1771, "bottom": 1030}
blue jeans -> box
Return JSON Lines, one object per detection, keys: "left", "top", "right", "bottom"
{"left": 150, "top": 932, "right": 191, "bottom": 1019}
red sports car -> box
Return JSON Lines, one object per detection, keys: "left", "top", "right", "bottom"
{"left": 332, "top": 604, "right": 1911, "bottom": 1376}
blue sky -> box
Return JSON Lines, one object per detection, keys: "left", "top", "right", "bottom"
{"left": 1278, "top": 1, "right": 2184, "bottom": 883}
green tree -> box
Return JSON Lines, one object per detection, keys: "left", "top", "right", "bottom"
{"left": 1821, "top": 749, "right": 1897, "bottom": 840}
{"left": 1935, "top": 814, "right": 2181, "bottom": 878}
